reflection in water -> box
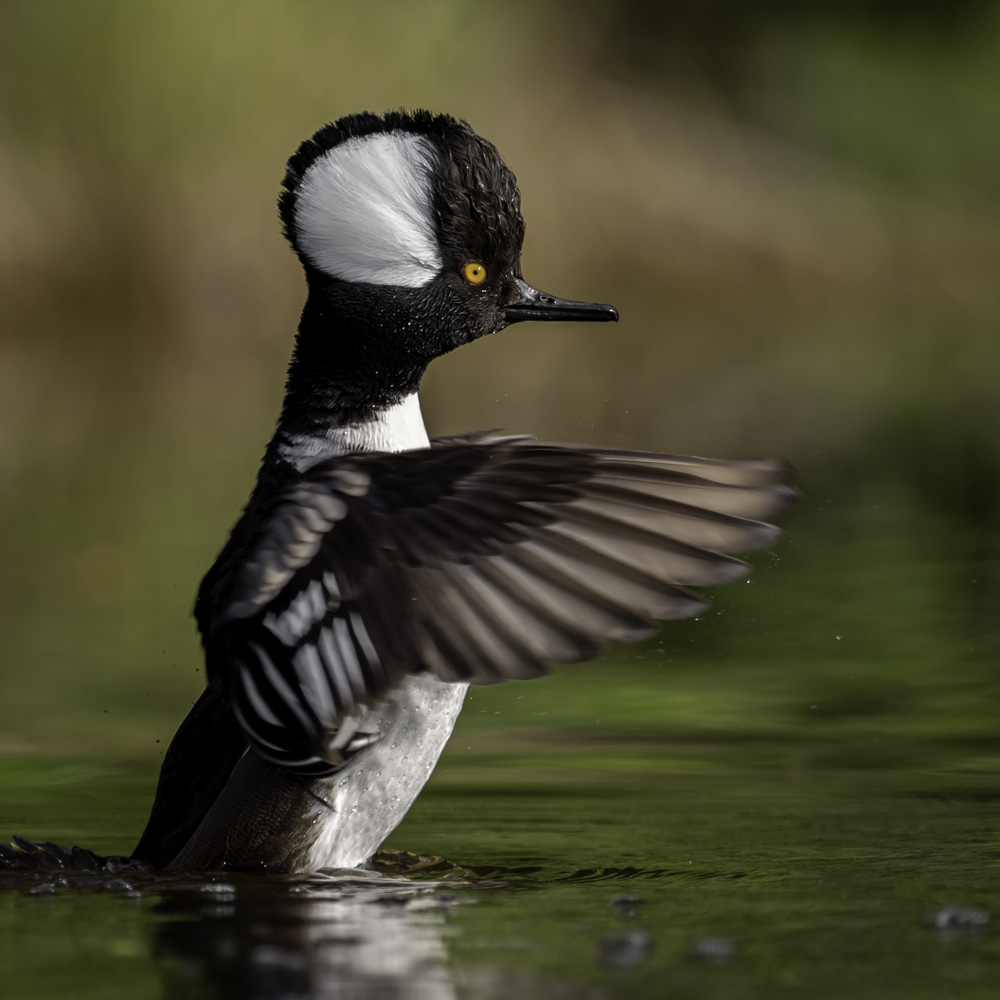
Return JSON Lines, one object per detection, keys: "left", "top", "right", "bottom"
{"left": 3, "top": 775, "right": 1000, "bottom": 1000}
{"left": 154, "top": 869, "right": 465, "bottom": 1000}
{"left": 0, "top": 855, "right": 477, "bottom": 999}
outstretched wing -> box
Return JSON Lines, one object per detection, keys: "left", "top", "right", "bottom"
{"left": 203, "top": 435, "right": 796, "bottom": 775}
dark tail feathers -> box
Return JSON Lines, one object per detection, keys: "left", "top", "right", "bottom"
{"left": 0, "top": 835, "right": 138, "bottom": 873}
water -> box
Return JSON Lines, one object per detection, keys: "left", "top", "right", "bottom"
{"left": 2, "top": 754, "right": 999, "bottom": 999}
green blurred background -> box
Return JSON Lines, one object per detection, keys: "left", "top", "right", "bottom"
{"left": 1, "top": 0, "right": 999, "bottom": 824}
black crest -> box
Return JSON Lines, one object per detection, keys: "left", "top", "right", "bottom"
{"left": 278, "top": 109, "right": 525, "bottom": 275}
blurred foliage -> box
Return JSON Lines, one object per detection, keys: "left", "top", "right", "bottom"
{"left": 0, "top": 0, "right": 998, "bottom": 785}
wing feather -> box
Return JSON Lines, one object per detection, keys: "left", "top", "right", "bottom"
{"left": 203, "top": 436, "right": 795, "bottom": 773}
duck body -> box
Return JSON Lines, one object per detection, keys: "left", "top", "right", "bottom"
{"left": 143, "top": 673, "right": 465, "bottom": 872}
{"left": 121, "top": 110, "right": 796, "bottom": 874}
{"left": 135, "top": 385, "right": 471, "bottom": 872}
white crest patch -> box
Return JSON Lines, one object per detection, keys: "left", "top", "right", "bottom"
{"left": 294, "top": 132, "right": 442, "bottom": 287}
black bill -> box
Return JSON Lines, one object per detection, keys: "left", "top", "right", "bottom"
{"left": 505, "top": 277, "right": 619, "bottom": 324}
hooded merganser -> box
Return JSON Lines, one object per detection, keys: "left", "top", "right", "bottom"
{"left": 11, "top": 111, "right": 795, "bottom": 875}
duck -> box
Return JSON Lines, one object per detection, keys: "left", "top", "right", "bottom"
{"left": 6, "top": 110, "right": 795, "bottom": 875}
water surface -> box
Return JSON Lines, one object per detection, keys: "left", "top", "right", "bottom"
{"left": 2, "top": 749, "right": 998, "bottom": 999}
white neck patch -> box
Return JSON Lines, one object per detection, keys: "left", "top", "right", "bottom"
{"left": 293, "top": 132, "right": 442, "bottom": 288}
{"left": 277, "top": 392, "right": 430, "bottom": 471}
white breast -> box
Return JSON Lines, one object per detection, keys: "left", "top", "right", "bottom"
{"left": 305, "top": 674, "right": 469, "bottom": 871}
{"left": 335, "top": 391, "right": 431, "bottom": 454}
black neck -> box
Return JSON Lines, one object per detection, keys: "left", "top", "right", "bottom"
{"left": 204, "top": 276, "right": 436, "bottom": 598}
{"left": 277, "top": 281, "right": 431, "bottom": 437}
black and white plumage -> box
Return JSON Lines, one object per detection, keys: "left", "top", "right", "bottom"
{"left": 214, "top": 437, "right": 789, "bottom": 777}
{"left": 125, "top": 110, "right": 795, "bottom": 874}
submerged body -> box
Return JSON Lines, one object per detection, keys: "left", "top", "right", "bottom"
{"left": 7, "top": 111, "right": 795, "bottom": 875}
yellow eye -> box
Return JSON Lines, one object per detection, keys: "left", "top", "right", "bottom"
{"left": 461, "top": 262, "right": 487, "bottom": 285}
